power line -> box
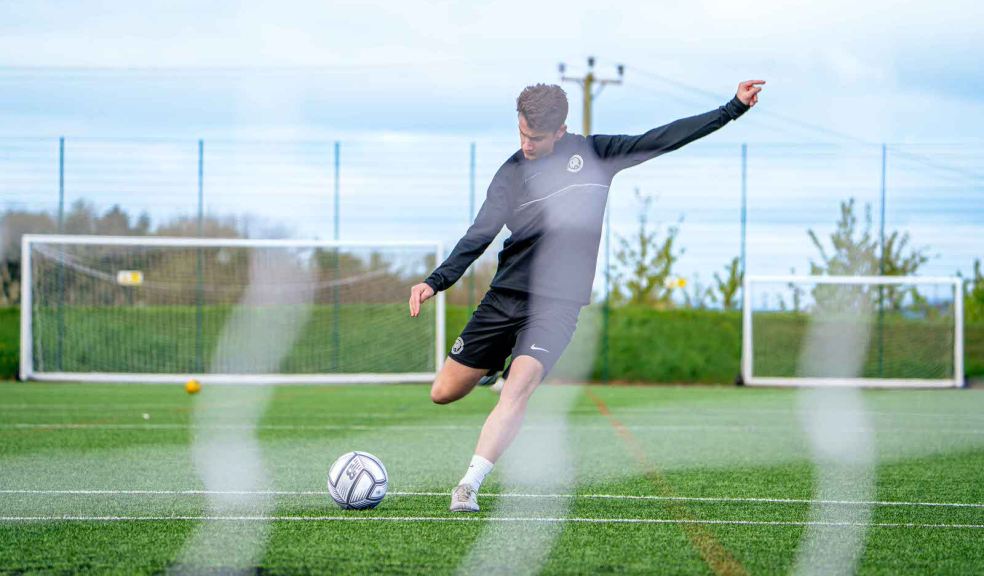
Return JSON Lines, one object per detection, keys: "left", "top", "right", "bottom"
{"left": 626, "top": 64, "right": 869, "bottom": 145}
{"left": 618, "top": 61, "right": 983, "bottom": 185}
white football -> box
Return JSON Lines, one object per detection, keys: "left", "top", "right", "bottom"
{"left": 327, "top": 451, "right": 388, "bottom": 510}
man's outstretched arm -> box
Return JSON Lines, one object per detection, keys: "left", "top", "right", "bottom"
{"left": 592, "top": 80, "right": 764, "bottom": 170}
{"left": 409, "top": 166, "right": 513, "bottom": 317}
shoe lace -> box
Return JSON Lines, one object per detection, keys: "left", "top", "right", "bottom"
{"left": 454, "top": 485, "right": 475, "bottom": 501}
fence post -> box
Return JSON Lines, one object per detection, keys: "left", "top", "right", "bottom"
{"left": 738, "top": 143, "right": 748, "bottom": 385}
{"left": 877, "top": 143, "right": 887, "bottom": 377}
{"left": 740, "top": 143, "right": 747, "bottom": 284}
{"left": 195, "top": 139, "right": 205, "bottom": 375}
{"left": 58, "top": 137, "right": 65, "bottom": 231}
{"left": 56, "top": 137, "right": 66, "bottom": 371}
{"left": 332, "top": 141, "right": 341, "bottom": 372}
{"left": 334, "top": 141, "right": 341, "bottom": 242}
{"left": 602, "top": 203, "right": 611, "bottom": 383}
{"left": 468, "top": 142, "right": 476, "bottom": 311}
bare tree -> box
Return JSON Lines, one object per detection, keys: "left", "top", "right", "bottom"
{"left": 611, "top": 188, "right": 684, "bottom": 308}
{"left": 711, "top": 257, "right": 742, "bottom": 310}
{"left": 808, "top": 198, "right": 931, "bottom": 310}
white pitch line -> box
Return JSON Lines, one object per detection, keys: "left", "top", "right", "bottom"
{"left": 569, "top": 407, "right": 984, "bottom": 420}
{"left": 0, "top": 489, "right": 325, "bottom": 496}
{"left": 0, "top": 404, "right": 189, "bottom": 410}
{"left": 3, "top": 422, "right": 983, "bottom": 434}
{"left": 2, "top": 489, "right": 982, "bottom": 509}
{"left": 0, "top": 423, "right": 460, "bottom": 431}
{"left": 4, "top": 403, "right": 983, "bottom": 422}
{"left": 393, "top": 492, "right": 984, "bottom": 509}
{"left": 0, "top": 515, "right": 981, "bottom": 529}
{"left": 4, "top": 405, "right": 982, "bottom": 422}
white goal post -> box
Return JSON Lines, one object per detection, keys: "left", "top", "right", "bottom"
{"left": 20, "top": 234, "right": 445, "bottom": 385}
{"left": 742, "top": 275, "right": 964, "bottom": 388}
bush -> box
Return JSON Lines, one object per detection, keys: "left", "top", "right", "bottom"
{"left": 0, "top": 308, "right": 18, "bottom": 379}
{"left": 3, "top": 305, "right": 981, "bottom": 383}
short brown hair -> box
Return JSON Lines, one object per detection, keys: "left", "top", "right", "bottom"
{"left": 516, "top": 84, "right": 568, "bottom": 132}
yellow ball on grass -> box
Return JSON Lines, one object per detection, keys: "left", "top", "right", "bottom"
{"left": 185, "top": 378, "right": 202, "bottom": 394}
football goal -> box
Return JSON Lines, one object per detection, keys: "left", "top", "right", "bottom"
{"left": 20, "top": 234, "right": 445, "bottom": 384}
{"left": 742, "top": 275, "right": 963, "bottom": 388}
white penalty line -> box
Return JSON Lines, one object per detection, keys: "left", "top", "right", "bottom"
{"left": 4, "top": 405, "right": 983, "bottom": 422}
{"left": 4, "top": 423, "right": 983, "bottom": 435}
{"left": 4, "top": 405, "right": 984, "bottom": 424}
{"left": 2, "top": 489, "right": 982, "bottom": 509}
{"left": 0, "top": 515, "right": 981, "bottom": 529}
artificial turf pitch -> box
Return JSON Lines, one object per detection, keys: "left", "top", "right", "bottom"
{"left": 0, "top": 382, "right": 982, "bottom": 574}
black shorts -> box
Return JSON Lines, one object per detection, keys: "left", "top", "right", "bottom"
{"left": 449, "top": 287, "right": 582, "bottom": 377}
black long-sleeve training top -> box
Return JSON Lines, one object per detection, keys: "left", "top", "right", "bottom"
{"left": 424, "top": 96, "right": 750, "bottom": 305}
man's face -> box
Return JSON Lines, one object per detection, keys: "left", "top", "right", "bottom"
{"left": 518, "top": 114, "right": 566, "bottom": 161}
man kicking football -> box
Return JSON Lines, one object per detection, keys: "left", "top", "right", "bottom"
{"left": 409, "top": 79, "right": 764, "bottom": 512}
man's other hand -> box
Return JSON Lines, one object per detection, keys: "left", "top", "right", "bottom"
{"left": 737, "top": 80, "right": 765, "bottom": 107}
{"left": 409, "top": 282, "right": 436, "bottom": 317}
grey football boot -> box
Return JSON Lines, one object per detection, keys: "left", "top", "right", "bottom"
{"left": 476, "top": 369, "right": 500, "bottom": 387}
{"left": 449, "top": 484, "right": 480, "bottom": 512}
{"left": 477, "top": 363, "right": 510, "bottom": 394}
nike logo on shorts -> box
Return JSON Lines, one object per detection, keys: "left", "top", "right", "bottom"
{"left": 530, "top": 344, "right": 550, "bottom": 353}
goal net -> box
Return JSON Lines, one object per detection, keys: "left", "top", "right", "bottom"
{"left": 21, "top": 235, "right": 444, "bottom": 384}
{"left": 742, "top": 275, "right": 963, "bottom": 388}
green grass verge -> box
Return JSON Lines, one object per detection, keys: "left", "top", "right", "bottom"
{"left": 4, "top": 305, "right": 983, "bottom": 382}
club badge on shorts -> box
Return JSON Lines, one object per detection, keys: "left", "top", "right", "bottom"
{"left": 567, "top": 154, "right": 583, "bottom": 173}
{"left": 451, "top": 337, "right": 464, "bottom": 354}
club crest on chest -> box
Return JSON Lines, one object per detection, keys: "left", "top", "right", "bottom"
{"left": 567, "top": 154, "right": 584, "bottom": 173}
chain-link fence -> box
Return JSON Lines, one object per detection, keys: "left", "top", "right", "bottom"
{"left": 3, "top": 137, "right": 980, "bottom": 295}
{"left": 2, "top": 137, "right": 982, "bottom": 380}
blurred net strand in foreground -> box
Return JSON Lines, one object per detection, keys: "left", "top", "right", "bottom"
{"left": 20, "top": 234, "right": 445, "bottom": 384}
{"left": 742, "top": 274, "right": 964, "bottom": 388}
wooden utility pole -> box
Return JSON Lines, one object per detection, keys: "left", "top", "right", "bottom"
{"left": 560, "top": 56, "right": 624, "bottom": 135}
{"left": 560, "top": 56, "right": 623, "bottom": 383}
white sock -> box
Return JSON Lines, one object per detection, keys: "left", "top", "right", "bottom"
{"left": 458, "top": 455, "right": 494, "bottom": 491}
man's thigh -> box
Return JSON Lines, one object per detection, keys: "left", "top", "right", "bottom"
{"left": 512, "top": 298, "right": 581, "bottom": 378}
{"left": 430, "top": 356, "right": 489, "bottom": 404}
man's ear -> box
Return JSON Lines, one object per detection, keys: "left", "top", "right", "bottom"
{"left": 555, "top": 124, "right": 567, "bottom": 138}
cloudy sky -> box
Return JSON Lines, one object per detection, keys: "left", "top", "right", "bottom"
{"left": 1, "top": 0, "right": 981, "bottom": 289}
{"left": 2, "top": 0, "right": 982, "bottom": 142}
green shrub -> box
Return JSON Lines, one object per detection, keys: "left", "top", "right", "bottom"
{"left": 0, "top": 308, "right": 18, "bottom": 379}
{"left": 4, "top": 304, "right": 981, "bottom": 383}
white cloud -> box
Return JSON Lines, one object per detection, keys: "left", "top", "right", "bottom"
{"left": 0, "top": 1, "right": 981, "bottom": 219}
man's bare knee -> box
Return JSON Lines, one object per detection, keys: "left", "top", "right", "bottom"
{"left": 498, "top": 380, "right": 536, "bottom": 408}
{"left": 429, "top": 357, "right": 486, "bottom": 405}
{"left": 499, "top": 356, "right": 544, "bottom": 401}
{"left": 430, "top": 383, "right": 456, "bottom": 405}
{"left": 430, "top": 372, "right": 476, "bottom": 404}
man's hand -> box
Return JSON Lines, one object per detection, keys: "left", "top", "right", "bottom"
{"left": 409, "top": 282, "right": 436, "bottom": 317}
{"left": 736, "top": 80, "right": 766, "bottom": 107}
